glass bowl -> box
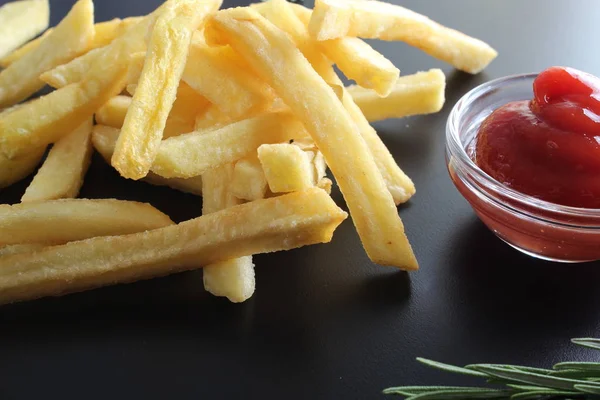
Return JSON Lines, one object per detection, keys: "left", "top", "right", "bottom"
{"left": 446, "top": 73, "right": 600, "bottom": 263}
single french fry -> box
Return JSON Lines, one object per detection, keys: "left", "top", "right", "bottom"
{"left": 0, "top": 199, "right": 173, "bottom": 246}
{"left": 309, "top": 0, "right": 497, "bottom": 74}
{"left": 0, "top": 40, "right": 130, "bottom": 159}
{"left": 0, "top": 188, "right": 347, "bottom": 305}
{"left": 255, "top": 1, "right": 415, "bottom": 205}
{"left": 347, "top": 69, "right": 446, "bottom": 122}
{"left": 0, "top": 0, "right": 49, "bottom": 60}
{"left": 255, "top": 0, "right": 398, "bottom": 97}
{"left": 202, "top": 164, "right": 255, "bottom": 303}
{"left": 113, "top": 0, "right": 221, "bottom": 180}
{"left": 92, "top": 125, "right": 203, "bottom": 196}
{"left": 230, "top": 156, "right": 268, "bottom": 201}
{"left": 210, "top": 8, "right": 418, "bottom": 269}
{"left": 0, "top": 244, "right": 45, "bottom": 257}
{"left": 0, "top": 0, "right": 94, "bottom": 108}
{"left": 0, "top": 147, "right": 46, "bottom": 189}
{"left": 95, "top": 95, "right": 132, "bottom": 129}
{"left": 153, "top": 112, "right": 310, "bottom": 179}
{"left": 182, "top": 36, "right": 274, "bottom": 118}
{"left": 21, "top": 119, "right": 93, "bottom": 202}
{"left": 258, "top": 143, "right": 315, "bottom": 193}
{"left": 0, "top": 18, "right": 129, "bottom": 68}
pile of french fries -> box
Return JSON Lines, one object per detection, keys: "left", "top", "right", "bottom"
{"left": 0, "top": 0, "right": 496, "bottom": 305}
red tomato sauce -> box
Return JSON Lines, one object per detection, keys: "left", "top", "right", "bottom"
{"left": 474, "top": 67, "right": 600, "bottom": 209}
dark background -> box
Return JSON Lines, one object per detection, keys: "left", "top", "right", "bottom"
{"left": 1, "top": 0, "right": 600, "bottom": 399}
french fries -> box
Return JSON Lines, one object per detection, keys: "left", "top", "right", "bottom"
{"left": 95, "top": 95, "right": 132, "bottom": 129}
{"left": 96, "top": 83, "right": 208, "bottom": 137}
{"left": 347, "top": 69, "right": 446, "bottom": 122}
{"left": 21, "top": 119, "right": 93, "bottom": 202}
{"left": 231, "top": 156, "right": 268, "bottom": 201}
{"left": 0, "top": 18, "right": 132, "bottom": 68}
{"left": 112, "top": 0, "right": 221, "bottom": 180}
{"left": 92, "top": 125, "right": 203, "bottom": 196}
{"left": 0, "top": 0, "right": 496, "bottom": 305}
{"left": 202, "top": 164, "right": 256, "bottom": 303}
{"left": 0, "top": 40, "right": 130, "bottom": 158}
{"left": 152, "top": 112, "right": 309, "bottom": 179}
{"left": 0, "top": 147, "right": 46, "bottom": 190}
{"left": 0, "top": 199, "right": 173, "bottom": 246}
{"left": 0, "top": 0, "right": 94, "bottom": 108}
{"left": 255, "top": 1, "right": 398, "bottom": 97}
{"left": 39, "top": 6, "right": 166, "bottom": 89}
{"left": 209, "top": 8, "right": 418, "bottom": 269}
{"left": 308, "top": 0, "right": 497, "bottom": 74}
{"left": 0, "top": 188, "right": 347, "bottom": 305}
{"left": 0, "top": 0, "right": 49, "bottom": 60}
{"left": 254, "top": 0, "right": 415, "bottom": 205}
{"left": 258, "top": 144, "right": 316, "bottom": 193}
{"left": 182, "top": 35, "right": 274, "bottom": 118}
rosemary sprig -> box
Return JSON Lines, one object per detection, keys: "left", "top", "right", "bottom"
{"left": 384, "top": 338, "right": 600, "bottom": 399}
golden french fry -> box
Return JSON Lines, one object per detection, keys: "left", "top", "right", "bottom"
{"left": 0, "top": 188, "right": 347, "bottom": 305}
{"left": 202, "top": 164, "right": 255, "bottom": 303}
{"left": 255, "top": 1, "right": 415, "bottom": 205}
{"left": 309, "top": 0, "right": 497, "bottom": 74}
{"left": 0, "top": 147, "right": 46, "bottom": 189}
{"left": 0, "top": 0, "right": 94, "bottom": 108}
{"left": 0, "top": 244, "right": 45, "bottom": 257}
{"left": 0, "top": 0, "right": 49, "bottom": 60}
{"left": 255, "top": 0, "right": 398, "bottom": 97}
{"left": 21, "top": 119, "right": 93, "bottom": 202}
{"left": 0, "top": 18, "right": 130, "bottom": 68}
{"left": 347, "top": 69, "right": 446, "bottom": 122}
{"left": 91, "top": 125, "right": 203, "bottom": 196}
{"left": 0, "top": 199, "right": 174, "bottom": 246}
{"left": 153, "top": 112, "right": 310, "bottom": 179}
{"left": 182, "top": 36, "right": 274, "bottom": 118}
{"left": 258, "top": 143, "right": 315, "bottom": 193}
{"left": 95, "top": 95, "right": 132, "bottom": 129}
{"left": 113, "top": 0, "right": 222, "bottom": 180}
{"left": 210, "top": 8, "right": 418, "bottom": 269}
{"left": 0, "top": 40, "right": 130, "bottom": 159}
{"left": 230, "top": 156, "right": 268, "bottom": 201}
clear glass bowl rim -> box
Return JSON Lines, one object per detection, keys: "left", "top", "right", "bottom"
{"left": 446, "top": 72, "right": 600, "bottom": 225}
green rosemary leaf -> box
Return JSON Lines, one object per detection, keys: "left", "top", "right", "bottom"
{"left": 468, "top": 365, "right": 600, "bottom": 391}
{"left": 383, "top": 386, "right": 468, "bottom": 396}
{"left": 510, "top": 390, "right": 579, "bottom": 400}
{"left": 573, "top": 384, "right": 600, "bottom": 395}
{"left": 549, "top": 369, "right": 600, "bottom": 379}
{"left": 506, "top": 384, "right": 555, "bottom": 392}
{"left": 572, "top": 338, "right": 600, "bottom": 351}
{"left": 417, "top": 358, "right": 489, "bottom": 378}
{"left": 405, "top": 388, "right": 514, "bottom": 400}
{"left": 554, "top": 362, "right": 600, "bottom": 372}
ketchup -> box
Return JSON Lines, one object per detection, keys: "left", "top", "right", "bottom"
{"left": 475, "top": 66, "right": 600, "bottom": 209}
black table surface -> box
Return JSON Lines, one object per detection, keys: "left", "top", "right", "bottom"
{"left": 2, "top": 0, "right": 600, "bottom": 399}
